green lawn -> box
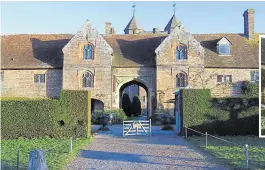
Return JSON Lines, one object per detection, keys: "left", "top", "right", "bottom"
{"left": 1, "top": 137, "right": 92, "bottom": 170}
{"left": 187, "top": 136, "right": 265, "bottom": 169}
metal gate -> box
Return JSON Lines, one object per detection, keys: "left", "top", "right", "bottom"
{"left": 123, "top": 119, "right": 151, "bottom": 137}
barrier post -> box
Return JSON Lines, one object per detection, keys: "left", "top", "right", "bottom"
{"left": 245, "top": 144, "right": 249, "bottom": 169}
{"left": 70, "top": 137, "right": 73, "bottom": 153}
{"left": 205, "top": 132, "right": 208, "bottom": 148}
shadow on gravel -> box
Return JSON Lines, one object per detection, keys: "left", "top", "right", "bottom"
{"left": 79, "top": 150, "right": 218, "bottom": 169}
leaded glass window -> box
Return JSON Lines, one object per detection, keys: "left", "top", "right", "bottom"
{"left": 83, "top": 44, "right": 93, "bottom": 60}
{"left": 82, "top": 71, "right": 93, "bottom": 88}
{"left": 176, "top": 45, "right": 187, "bottom": 60}
{"left": 176, "top": 72, "right": 187, "bottom": 88}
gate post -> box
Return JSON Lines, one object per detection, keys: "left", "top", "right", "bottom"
{"left": 148, "top": 89, "right": 152, "bottom": 120}
{"left": 149, "top": 119, "right": 151, "bottom": 137}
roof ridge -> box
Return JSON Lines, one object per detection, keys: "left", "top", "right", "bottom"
{"left": 1, "top": 33, "right": 74, "bottom": 37}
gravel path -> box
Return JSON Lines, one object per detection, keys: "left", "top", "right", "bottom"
{"left": 66, "top": 125, "right": 229, "bottom": 170}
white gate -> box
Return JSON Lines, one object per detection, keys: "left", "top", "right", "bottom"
{"left": 123, "top": 119, "right": 151, "bottom": 137}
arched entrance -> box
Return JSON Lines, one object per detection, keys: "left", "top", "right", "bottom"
{"left": 91, "top": 99, "right": 104, "bottom": 114}
{"left": 119, "top": 79, "right": 149, "bottom": 119}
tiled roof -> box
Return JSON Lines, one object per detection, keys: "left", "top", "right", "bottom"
{"left": 1, "top": 33, "right": 259, "bottom": 69}
{"left": 103, "top": 34, "right": 167, "bottom": 67}
{"left": 262, "top": 37, "right": 265, "bottom": 65}
{"left": 194, "top": 34, "right": 259, "bottom": 68}
{"left": 1, "top": 34, "right": 72, "bottom": 69}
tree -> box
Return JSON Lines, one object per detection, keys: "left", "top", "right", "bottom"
{"left": 122, "top": 93, "right": 132, "bottom": 117}
{"left": 131, "top": 96, "right": 141, "bottom": 116}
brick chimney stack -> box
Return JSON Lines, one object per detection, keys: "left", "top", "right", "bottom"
{"left": 243, "top": 9, "right": 255, "bottom": 40}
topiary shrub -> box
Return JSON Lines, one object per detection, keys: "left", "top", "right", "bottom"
{"left": 122, "top": 93, "right": 132, "bottom": 117}
{"left": 131, "top": 96, "right": 141, "bottom": 116}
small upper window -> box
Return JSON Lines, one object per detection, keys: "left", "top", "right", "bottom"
{"left": 218, "top": 44, "right": 231, "bottom": 55}
{"left": 217, "top": 37, "right": 232, "bottom": 55}
{"left": 34, "top": 74, "right": 45, "bottom": 84}
{"left": 82, "top": 71, "right": 94, "bottom": 88}
{"left": 176, "top": 45, "right": 187, "bottom": 60}
{"left": 217, "top": 75, "right": 232, "bottom": 83}
{"left": 176, "top": 72, "right": 187, "bottom": 88}
{"left": 250, "top": 71, "right": 259, "bottom": 83}
{"left": 83, "top": 44, "right": 93, "bottom": 60}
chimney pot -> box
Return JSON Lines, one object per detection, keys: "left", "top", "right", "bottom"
{"left": 153, "top": 28, "right": 159, "bottom": 34}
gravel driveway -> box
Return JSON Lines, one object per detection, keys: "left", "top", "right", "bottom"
{"left": 66, "top": 125, "right": 229, "bottom": 170}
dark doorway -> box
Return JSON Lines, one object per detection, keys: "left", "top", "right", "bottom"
{"left": 91, "top": 99, "right": 104, "bottom": 114}
{"left": 119, "top": 80, "right": 148, "bottom": 119}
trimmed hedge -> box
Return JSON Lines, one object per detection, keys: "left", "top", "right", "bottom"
{"left": 1, "top": 90, "right": 91, "bottom": 139}
{"left": 1, "top": 99, "right": 56, "bottom": 139}
{"left": 181, "top": 89, "right": 258, "bottom": 136}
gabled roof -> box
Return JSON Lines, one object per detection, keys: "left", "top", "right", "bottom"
{"left": 217, "top": 37, "right": 232, "bottom": 45}
{"left": 262, "top": 37, "right": 265, "bottom": 65}
{"left": 1, "top": 34, "right": 72, "bottom": 69}
{"left": 103, "top": 34, "right": 167, "bottom": 67}
{"left": 164, "top": 15, "right": 181, "bottom": 32}
{"left": 124, "top": 16, "right": 139, "bottom": 31}
{"left": 194, "top": 34, "right": 258, "bottom": 68}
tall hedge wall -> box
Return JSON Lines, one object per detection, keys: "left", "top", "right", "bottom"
{"left": 1, "top": 90, "right": 91, "bottom": 139}
{"left": 181, "top": 89, "right": 259, "bottom": 136}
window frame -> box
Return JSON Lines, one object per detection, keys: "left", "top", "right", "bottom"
{"left": 216, "top": 74, "right": 232, "bottom": 84}
{"left": 83, "top": 44, "right": 94, "bottom": 60}
{"left": 218, "top": 43, "right": 231, "bottom": 56}
{"left": 250, "top": 71, "right": 259, "bottom": 83}
{"left": 82, "top": 71, "right": 94, "bottom": 88}
{"left": 176, "top": 44, "right": 187, "bottom": 60}
{"left": 34, "top": 74, "right": 46, "bottom": 84}
{"left": 176, "top": 72, "right": 188, "bottom": 88}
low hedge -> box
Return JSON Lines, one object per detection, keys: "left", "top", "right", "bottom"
{"left": 1, "top": 90, "right": 91, "bottom": 139}
{"left": 181, "top": 89, "right": 258, "bottom": 136}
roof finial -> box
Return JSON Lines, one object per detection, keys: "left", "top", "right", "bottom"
{"left": 132, "top": 2, "right": 136, "bottom": 16}
{"left": 173, "top": 2, "right": 176, "bottom": 15}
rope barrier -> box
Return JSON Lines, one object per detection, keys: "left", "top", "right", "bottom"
{"left": 207, "top": 134, "right": 243, "bottom": 147}
{"left": 186, "top": 127, "right": 205, "bottom": 136}
{"left": 186, "top": 126, "right": 242, "bottom": 146}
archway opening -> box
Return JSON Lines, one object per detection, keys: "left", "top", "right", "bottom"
{"left": 119, "top": 80, "right": 148, "bottom": 119}
{"left": 91, "top": 99, "right": 104, "bottom": 114}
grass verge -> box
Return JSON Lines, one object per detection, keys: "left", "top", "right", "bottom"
{"left": 1, "top": 136, "right": 92, "bottom": 170}
{"left": 187, "top": 136, "right": 265, "bottom": 169}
